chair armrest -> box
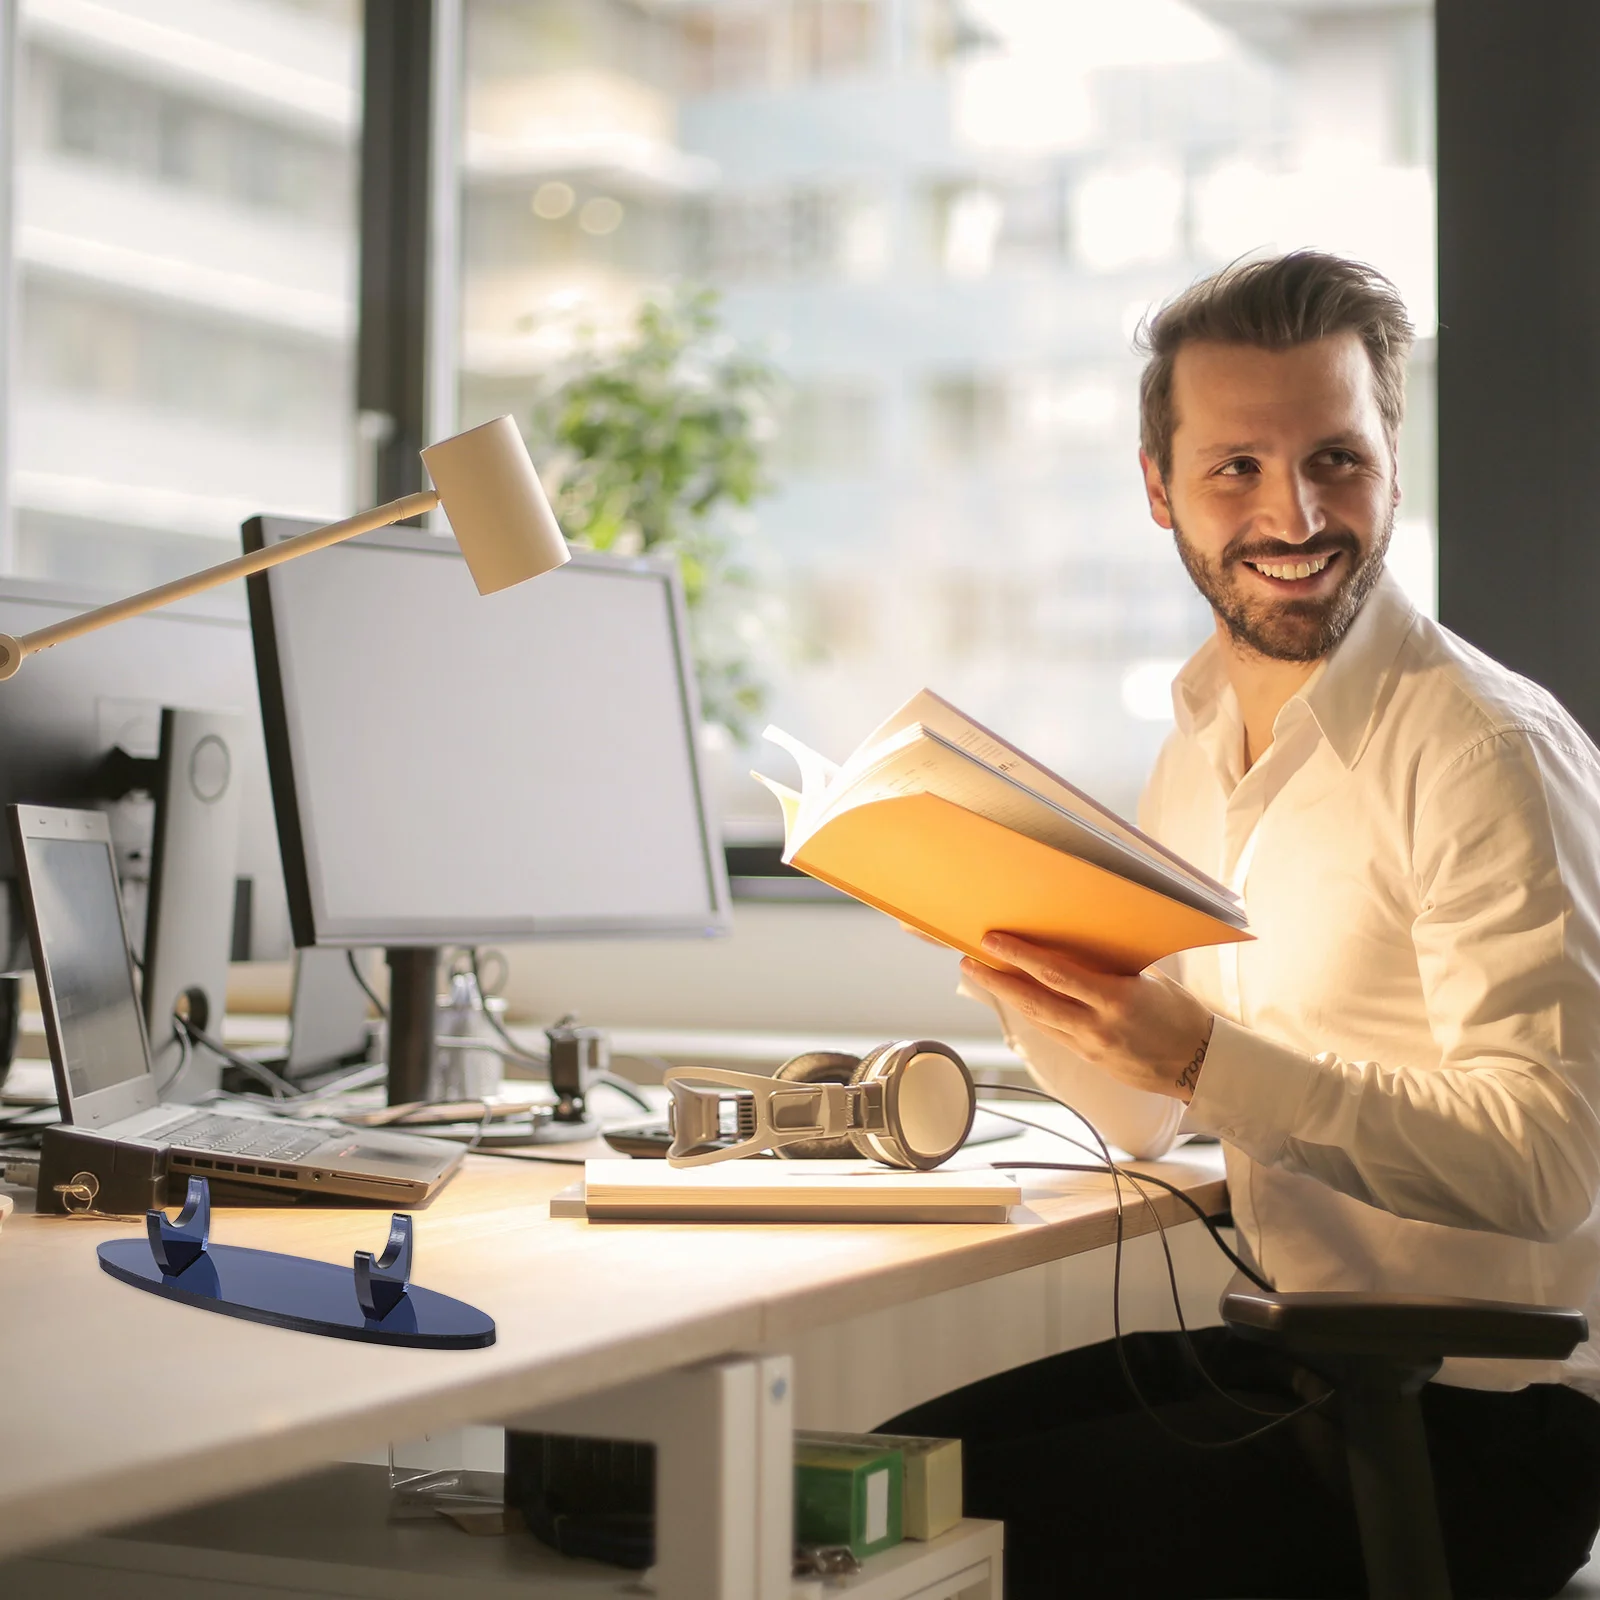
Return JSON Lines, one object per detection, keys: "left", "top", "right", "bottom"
{"left": 1222, "top": 1282, "right": 1587, "bottom": 1364}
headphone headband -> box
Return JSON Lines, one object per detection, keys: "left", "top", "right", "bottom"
{"left": 663, "top": 1041, "right": 975, "bottom": 1171}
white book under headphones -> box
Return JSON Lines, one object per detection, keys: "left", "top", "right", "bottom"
{"left": 563, "top": 1160, "right": 1022, "bottom": 1224}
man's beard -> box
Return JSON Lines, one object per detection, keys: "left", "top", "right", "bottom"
{"left": 1171, "top": 507, "right": 1393, "bottom": 663}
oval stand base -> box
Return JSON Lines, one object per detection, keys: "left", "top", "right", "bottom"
{"left": 97, "top": 1239, "right": 495, "bottom": 1349}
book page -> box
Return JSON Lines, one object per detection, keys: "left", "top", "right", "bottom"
{"left": 861, "top": 689, "right": 1236, "bottom": 909}
{"left": 817, "top": 726, "right": 1245, "bottom": 926}
{"left": 751, "top": 772, "right": 804, "bottom": 842}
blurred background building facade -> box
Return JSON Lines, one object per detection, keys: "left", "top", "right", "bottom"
{"left": 3, "top": 0, "right": 1435, "bottom": 831}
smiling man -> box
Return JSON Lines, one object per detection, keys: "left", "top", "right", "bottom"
{"left": 888, "top": 253, "right": 1600, "bottom": 1599}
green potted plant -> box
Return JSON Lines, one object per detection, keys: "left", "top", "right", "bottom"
{"left": 528, "top": 286, "right": 781, "bottom": 744}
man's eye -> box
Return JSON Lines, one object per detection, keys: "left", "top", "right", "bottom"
{"left": 1215, "top": 458, "right": 1258, "bottom": 477}
{"left": 1319, "top": 449, "right": 1359, "bottom": 468}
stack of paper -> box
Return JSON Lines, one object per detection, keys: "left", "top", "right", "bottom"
{"left": 575, "top": 1160, "right": 1021, "bottom": 1223}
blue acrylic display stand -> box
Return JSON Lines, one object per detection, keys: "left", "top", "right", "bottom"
{"left": 97, "top": 1178, "right": 495, "bottom": 1349}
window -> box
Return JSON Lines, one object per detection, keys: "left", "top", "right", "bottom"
{"left": 3, "top": 0, "right": 362, "bottom": 596}
{"left": 457, "top": 0, "right": 1436, "bottom": 835}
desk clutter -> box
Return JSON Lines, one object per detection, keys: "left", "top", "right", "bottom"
{"left": 97, "top": 1177, "right": 495, "bottom": 1349}
{"left": 506, "top": 1426, "right": 962, "bottom": 1576}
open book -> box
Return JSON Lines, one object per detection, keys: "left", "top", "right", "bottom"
{"left": 755, "top": 689, "right": 1250, "bottom": 975}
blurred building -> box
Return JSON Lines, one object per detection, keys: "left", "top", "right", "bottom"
{"left": 7, "top": 0, "right": 361, "bottom": 598}
{"left": 6, "top": 0, "right": 1434, "bottom": 828}
{"left": 456, "top": 0, "right": 1435, "bottom": 829}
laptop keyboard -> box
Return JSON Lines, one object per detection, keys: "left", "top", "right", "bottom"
{"left": 166, "top": 1113, "right": 328, "bottom": 1164}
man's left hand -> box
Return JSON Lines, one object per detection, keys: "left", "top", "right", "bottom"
{"left": 962, "top": 932, "right": 1215, "bottom": 1103}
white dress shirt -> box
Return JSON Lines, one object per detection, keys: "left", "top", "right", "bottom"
{"left": 984, "top": 569, "right": 1600, "bottom": 1392}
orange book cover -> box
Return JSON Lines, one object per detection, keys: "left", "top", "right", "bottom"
{"left": 791, "top": 793, "right": 1248, "bottom": 976}
{"left": 758, "top": 693, "right": 1250, "bottom": 977}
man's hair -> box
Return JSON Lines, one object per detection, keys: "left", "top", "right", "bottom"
{"left": 1136, "top": 251, "right": 1414, "bottom": 479}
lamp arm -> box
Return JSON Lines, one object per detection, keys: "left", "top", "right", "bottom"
{"left": 0, "top": 488, "right": 441, "bottom": 680}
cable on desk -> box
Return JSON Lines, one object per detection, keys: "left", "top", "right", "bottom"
{"left": 175, "top": 1014, "right": 302, "bottom": 1101}
{"left": 982, "top": 1083, "right": 1331, "bottom": 1448}
{"left": 347, "top": 950, "right": 387, "bottom": 1019}
{"left": 153, "top": 1020, "right": 193, "bottom": 1098}
{"left": 468, "top": 1147, "right": 588, "bottom": 1166}
{"left": 0, "top": 1153, "right": 40, "bottom": 1188}
{"left": 467, "top": 947, "right": 544, "bottom": 1066}
{"left": 591, "top": 1071, "right": 653, "bottom": 1114}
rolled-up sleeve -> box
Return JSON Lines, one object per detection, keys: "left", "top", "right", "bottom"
{"left": 1184, "top": 729, "right": 1600, "bottom": 1243}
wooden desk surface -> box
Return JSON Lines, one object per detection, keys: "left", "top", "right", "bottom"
{"left": 0, "top": 1144, "right": 1225, "bottom": 1562}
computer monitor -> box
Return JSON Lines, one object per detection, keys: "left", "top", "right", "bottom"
{"left": 0, "top": 578, "right": 294, "bottom": 973}
{"left": 0, "top": 579, "right": 295, "bottom": 1093}
{"left": 245, "top": 521, "right": 730, "bottom": 1101}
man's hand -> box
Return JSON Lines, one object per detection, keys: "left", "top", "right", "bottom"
{"left": 960, "top": 932, "right": 1215, "bottom": 1103}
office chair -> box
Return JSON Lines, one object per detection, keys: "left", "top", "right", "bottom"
{"left": 1222, "top": 1282, "right": 1588, "bottom": 1600}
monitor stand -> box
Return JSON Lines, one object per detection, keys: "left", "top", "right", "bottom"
{"left": 383, "top": 948, "right": 606, "bottom": 1143}
{"left": 385, "top": 947, "right": 439, "bottom": 1106}
{"left": 0, "top": 974, "right": 17, "bottom": 1094}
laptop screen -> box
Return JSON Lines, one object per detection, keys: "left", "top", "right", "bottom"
{"left": 29, "top": 835, "right": 149, "bottom": 1101}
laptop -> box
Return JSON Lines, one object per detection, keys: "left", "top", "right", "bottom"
{"left": 9, "top": 804, "right": 462, "bottom": 1204}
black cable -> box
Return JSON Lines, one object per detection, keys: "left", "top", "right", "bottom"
{"left": 468, "top": 1147, "right": 588, "bottom": 1166}
{"left": 470, "top": 946, "right": 510, "bottom": 998}
{"left": 979, "top": 1084, "right": 1269, "bottom": 1291}
{"left": 468, "top": 947, "right": 544, "bottom": 1064}
{"left": 175, "top": 1014, "right": 301, "bottom": 1101}
{"left": 592, "top": 1071, "right": 653, "bottom": 1114}
{"left": 990, "top": 1092, "right": 1330, "bottom": 1442}
{"left": 462, "top": 1097, "right": 498, "bottom": 1158}
{"left": 980, "top": 1082, "right": 1330, "bottom": 1447}
{"left": 346, "top": 950, "right": 387, "bottom": 1019}
{"left": 998, "top": 1160, "right": 1268, "bottom": 1293}
{"left": 153, "top": 1020, "right": 193, "bottom": 1098}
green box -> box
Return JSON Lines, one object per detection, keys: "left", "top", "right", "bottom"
{"left": 793, "top": 1440, "right": 903, "bottom": 1560}
{"left": 798, "top": 1431, "right": 962, "bottom": 1541}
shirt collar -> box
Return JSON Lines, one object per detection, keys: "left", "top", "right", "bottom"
{"left": 1171, "top": 566, "right": 1419, "bottom": 772}
{"left": 1301, "top": 567, "right": 1418, "bottom": 767}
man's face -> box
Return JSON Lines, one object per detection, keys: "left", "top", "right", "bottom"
{"left": 1141, "top": 332, "right": 1401, "bottom": 663}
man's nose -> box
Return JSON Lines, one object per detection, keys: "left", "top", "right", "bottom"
{"left": 1258, "top": 468, "right": 1325, "bottom": 543}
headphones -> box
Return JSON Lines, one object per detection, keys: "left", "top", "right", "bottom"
{"left": 663, "top": 1040, "right": 976, "bottom": 1170}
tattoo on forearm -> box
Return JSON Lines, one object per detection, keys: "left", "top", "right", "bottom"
{"left": 1177, "top": 1037, "right": 1208, "bottom": 1096}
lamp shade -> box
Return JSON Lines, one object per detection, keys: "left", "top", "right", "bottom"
{"left": 421, "top": 415, "right": 571, "bottom": 595}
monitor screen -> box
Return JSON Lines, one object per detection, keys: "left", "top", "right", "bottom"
{"left": 26, "top": 834, "right": 149, "bottom": 1102}
{"left": 0, "top": 579, "right": 293, "bottom": 972}
{"left": 249, "top": 526, "right": 729, "bottom": 946}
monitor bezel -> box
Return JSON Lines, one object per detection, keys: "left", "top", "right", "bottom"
{"left": 245, "top": 521, "right": 732, "bottom": 948}
{"left": 8, "top": 804, "right": 159, "bottom": 1129}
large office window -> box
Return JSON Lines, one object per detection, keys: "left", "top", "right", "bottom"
{"left": 455, "top": 0, "right": 1436, "bottom": 833}
{"left": 2, "top": 0, "right": 362, "bottom": 599}
{"left": 1, "top": 1, "right": 1434, "bottom": 827}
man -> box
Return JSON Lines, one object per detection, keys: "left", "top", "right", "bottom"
{"left": 888, "top": 252, "right": 1600, "bottom": 1599}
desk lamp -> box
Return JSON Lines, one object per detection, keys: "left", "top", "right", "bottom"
{"left": 0, "top": 415, "right": 570, "bottom": 681}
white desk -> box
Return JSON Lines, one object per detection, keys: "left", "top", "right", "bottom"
{"left": 0, "top": 1137, "right": 1229, "bottom": 1596}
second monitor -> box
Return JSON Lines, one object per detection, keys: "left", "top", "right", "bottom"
{"left": 245, "top": 520, "right": 730, "bottom": 1102}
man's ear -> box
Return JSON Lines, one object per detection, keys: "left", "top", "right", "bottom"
{"left": 1140, "top": 449, "right": 1174, "bottom": 530}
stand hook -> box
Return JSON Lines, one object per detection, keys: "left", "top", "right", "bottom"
{"left": 146, "top": 1176, "right": 211, "bottom": 1276}
{"left": 354, "top": 1213, "right": 414, "bottom": 1321}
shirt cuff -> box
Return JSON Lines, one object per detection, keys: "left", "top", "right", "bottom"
{"left": 1180, "top": 1016, "right": 1319, "bottom": 1165}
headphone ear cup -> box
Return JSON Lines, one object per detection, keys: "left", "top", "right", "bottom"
{"left": 854, "top": 1041, "right": 975, "bottom": 1170}
{"left": 771, "top": 1051, "right": 865, "bottom": 1159}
